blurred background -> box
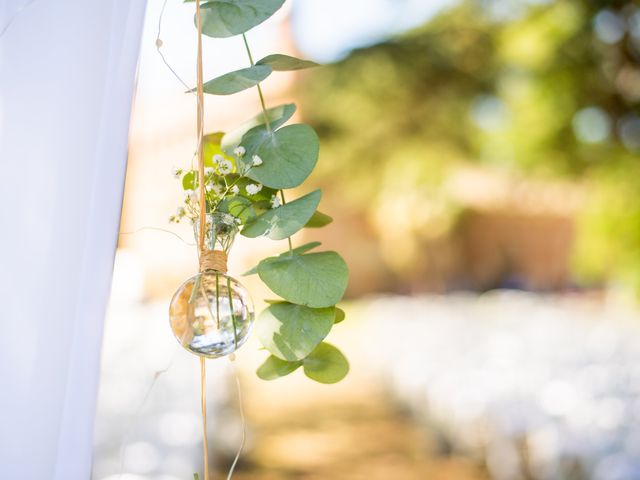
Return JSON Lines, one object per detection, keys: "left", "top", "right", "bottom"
{"left": 94, "top": 0, "right": 640, "bottom": 479}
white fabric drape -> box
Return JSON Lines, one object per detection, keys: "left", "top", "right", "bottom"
{"left": 0, "top": 1, "right": 147, "bottom": 478}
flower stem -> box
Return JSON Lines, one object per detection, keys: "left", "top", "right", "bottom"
{"left": 226, "top": 276, "right": 239, "bottom": 349}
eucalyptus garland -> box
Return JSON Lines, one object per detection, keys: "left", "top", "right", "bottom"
{"left": 172, "top": 0, "right": 349, "bottom": 384}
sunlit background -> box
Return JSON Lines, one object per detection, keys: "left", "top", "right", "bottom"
{"left": 94, "top": 0, "right": 640, "bottom": 479}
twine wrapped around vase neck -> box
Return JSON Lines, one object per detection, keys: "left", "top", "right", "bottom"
{"left": 199, "top": 250, "right": 228, "bottom": 273}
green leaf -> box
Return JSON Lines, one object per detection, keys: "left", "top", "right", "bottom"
{"left": 334, "top": 307, "right": 346, "bottom": 324}
{"left": 242, "top": 264, "right": 259, "bottom": 276}
{"left": 203, "top": 132, "right": 229, "bottom": 167}
{"left": 289, "top": 241, "right": 322, "bottom": 255}
{"left": 242, "top": 190, "right": 321, "bottom": 240}
{"left": 241, "top": 124, "right": 320, "bottom": 189}
{"left": 241, "top": 241, "right": 322, "bottom": 276}
{"left": 256, "top": 54, "right": 319, "bottom": 71}
{"left": 305, "top": 210, "right": 333, "bottom": 228}
{"left": 303, "top": 342, "right": 349, "bottom": 384}
{"left": 256, "top": 355, "right": 302, "bottom": 380}
{"left": 201, "top": 65, "right": 272, "bottom": 95}
{"left": 217, "top": 195, "right": 257, "bottom": 224}
{"left": 257, "top": 251, "right": 348, "bottom": 308}
{"left": 182, "top": 171, "right": 196, "bottom": 190}
{"left": 223, "top": 175, "right": 277, "bottom": 203}
{"left": 198, "top": 0, "right": 286, "bottom": 38}
{"left": 256, "top": 302, "right": 335, "bottom": 361}
{"left": 221, "top": 103, "right": 296, "bottom": 153}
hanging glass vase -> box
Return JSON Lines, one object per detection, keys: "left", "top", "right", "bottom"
{"left": 169, "top": 213, "right": 255, "bottom": 358}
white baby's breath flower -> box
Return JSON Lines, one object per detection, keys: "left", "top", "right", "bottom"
{"left": 223, "top": 213, "right": 235, "bottom": 224}
{"left": 176, "top": 207, "right": 185, "bottom": 217}
{"left": 234, "top": 146, "right": 246, "bottom": 157}
{"left": 270, "top": 194, "right": 281, "bottom": 208}
{"left": 252, "top": 155, "right": 263, "bottom": 166}
{"left": 212, "top": 154, "right": 224, "bottom": 165}
{"left": 234, "top": 217, "right": 242, "bottom": 224}
{"left": 218, "top": 159, "right": 233, "bottom": 174}
{"left": 205, "top": 166, "right": 215, "bottom": 176}
{"left": 172, "top": 167, "right": 182, "bottom": 178}
{"left": 246, "top": 183, "right": 262, "bottom": 195}
{"left": 230, "top": 185, "right": 240, "bottom": 195}
{"left": 212, "top": 184, "right": 223, "bottom": 195}
{"left": 184, "top": 189, "right": 197, "bottom": 201}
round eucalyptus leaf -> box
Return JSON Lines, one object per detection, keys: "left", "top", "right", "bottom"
{"left": 243, "top": 124, "right": 320, "bottom": 189}
{"left": 256, "top": 302, "right": 335, "bottom": 361}
{"left": 182, "top": 171, "right": 197, "bottom": 190}
{"left": 256, "top": 355, "right": 302, "bottom": 380}
{"left": 256, "top": 54, "right": 319, "bottom": 71}
{"left": 334, "top": 307, "right": 346, "bottom": 324}
{"left": 198, "top": 0, "right": 286, "bottom": 38}
{"left": 257, "top": 251, "right": 348, "bottom": 308}
{"left": 221, "top": 103, "right": 296, "bottom": 152}
{"left": 303, "top": 342, "right": 349, "bottom": 384}
{"left": 242, "top": 241, "right": 322, "bottom": 276}
{"left": 305, "top": 210, "right": 333, "bottom": 228}
{"left": 201, "top": 65, "right": 272, "bottom": 95}
{"left": 217, "top": 195, "right": 257, "bottom": 224}
{"left": 203, "top": 132, "right": 232, "bottom": 167}
{"left": 242, "top": 190, "right": 321, "bottom": 239}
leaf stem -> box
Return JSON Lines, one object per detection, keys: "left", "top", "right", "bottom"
{"left": 242, "top": 33, "right": 272, "bottom": 133}
{"left": 279, "top": 190, "right": 294, "bottom": 254}
{"left": 242, "top": 32, "right": 292, "bottom": 256}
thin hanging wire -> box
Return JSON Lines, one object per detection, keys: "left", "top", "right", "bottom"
{"left": 227, "top": 361, "right": 247, "bottom": 480}
{"left": 117, "top": 345, "right": 181, "bottom": 479}
{"left": 119, "top": 226, "right": 196, "bottom": 246}
{"left": 155, "top": 0, "right": 194, "bottom": 93}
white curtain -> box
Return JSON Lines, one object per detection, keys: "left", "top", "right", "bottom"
{"left": 0, "top": 1, "right": 147, "bottom": 478}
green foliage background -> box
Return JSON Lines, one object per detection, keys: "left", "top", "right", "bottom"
{"left": 298, "top": 0, "right": 640, "bottom": 294}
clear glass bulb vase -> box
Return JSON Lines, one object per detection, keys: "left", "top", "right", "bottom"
{"left": 169, "top": 213, "right": 255, "bottom": 358}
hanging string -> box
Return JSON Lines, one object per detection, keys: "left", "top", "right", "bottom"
{"left": 193, "top": 2, "right": 210, "bottom": 480}
{"left": 200, "top": 357, "right": 210, "bottom": 480}
{"left": 195, "top": 1, "right": 206, "bottom": 254}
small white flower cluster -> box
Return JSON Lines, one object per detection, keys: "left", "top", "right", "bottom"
{"left": 169, "top": 206, "right": 186, "bottom": 223}
{"left": 170, "top": 146, "right": 268, "bottom": 224}
{"left": 246, "top": 183, "right": 262, "bottom": 195}
{"left": 212, "top": 154, "right": 233, "bottom": 175}
{"left": 270, "top": 194, "right": 281, "bottom": 208}
{"left": 184, "top": 189, "right": 198, "bottom": 202}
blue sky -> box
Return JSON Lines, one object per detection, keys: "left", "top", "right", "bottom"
{"left": 292, "top": 0, "right": 458, "bottom": 62}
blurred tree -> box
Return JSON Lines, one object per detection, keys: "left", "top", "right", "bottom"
{"left": 298, "top": 0, "right": 640, "bottom": 294}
